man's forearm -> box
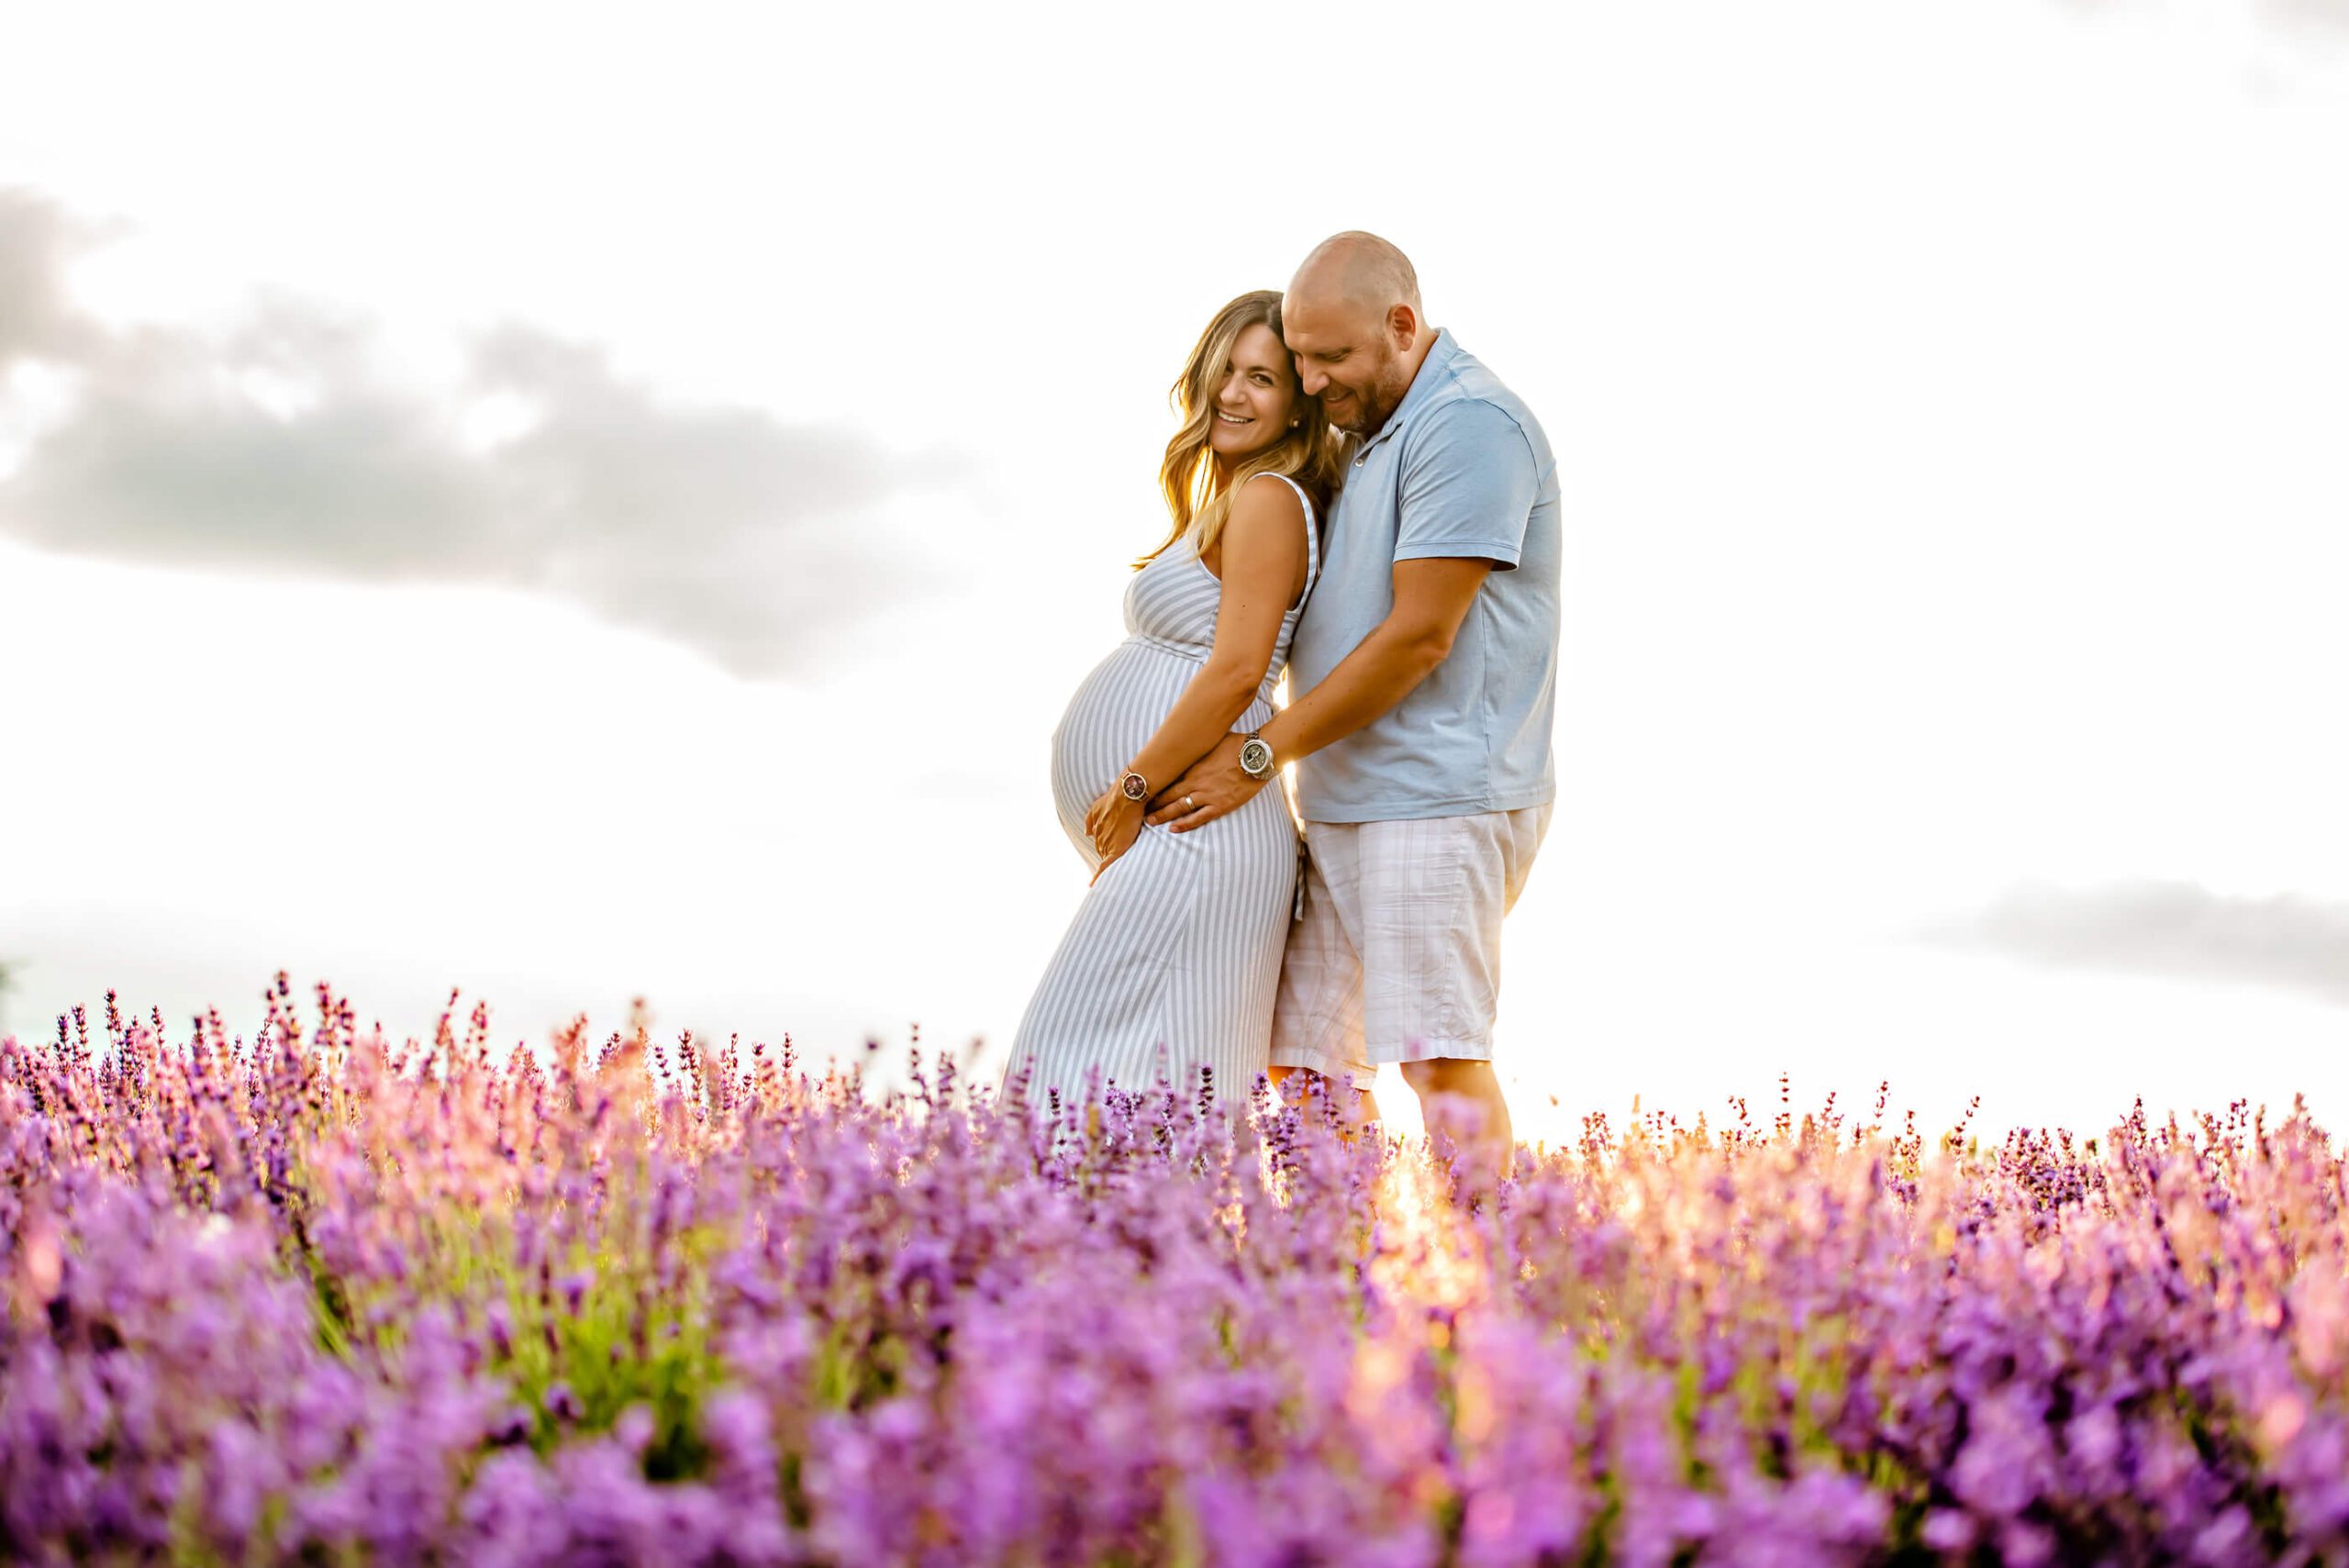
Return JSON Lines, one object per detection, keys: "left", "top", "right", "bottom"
{"left": 1259, "top": 622, "right": 1450, "bottom": 765}
{"left": 1124, "top": 660, "right": 1264, "bottom": 799}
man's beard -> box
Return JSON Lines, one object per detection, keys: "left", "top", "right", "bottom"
{"left": 1330, "top": 380, "right": 1400, "bottom": 436}
{"left": 1338, "top": 384, "right": 1401, "bottom": 437}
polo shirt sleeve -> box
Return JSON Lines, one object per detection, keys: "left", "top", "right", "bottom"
{"left": 1394, "top": 398, "right": 1539, "bottom": 571}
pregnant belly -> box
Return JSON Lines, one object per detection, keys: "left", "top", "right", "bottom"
{"left": 1048, "top": 640, "right": 1272, "bottom": 844}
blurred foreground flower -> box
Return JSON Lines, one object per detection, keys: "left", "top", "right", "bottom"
{"left": 2, "top": 984, "right": 2345, "bottom": 1564}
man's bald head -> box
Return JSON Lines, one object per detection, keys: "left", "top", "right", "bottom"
{"left": 1282, "top": 231, "right": 1432, "bottom": 437}
{"left": 1288, "top": 231, "right": 1422, "bottom": 319}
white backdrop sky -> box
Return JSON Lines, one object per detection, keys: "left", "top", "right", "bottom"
{"left": 4, "top": 0, "right": 2345, "bottom": 1146}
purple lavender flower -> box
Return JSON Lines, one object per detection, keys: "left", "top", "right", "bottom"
{"left": 8, "top": 986, "right": 2349, "bottom": 1563}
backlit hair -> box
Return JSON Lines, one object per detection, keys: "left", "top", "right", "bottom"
{"left": 1137, "top": 289, "right": 1346, "bottom": 570}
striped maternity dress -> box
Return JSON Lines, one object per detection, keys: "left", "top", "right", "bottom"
{"left": 1004, "top": 472, "right": 1321, "bottom": 1111}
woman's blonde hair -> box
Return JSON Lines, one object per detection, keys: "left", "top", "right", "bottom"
{"left": 1136, "top": 289, "right": 1346, "bottom": 570}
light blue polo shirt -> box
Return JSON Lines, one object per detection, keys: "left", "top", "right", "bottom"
{"left": 1289, "top": 329, "right": 1560, "bottom": 824}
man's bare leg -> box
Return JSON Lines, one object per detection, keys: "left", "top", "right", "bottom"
{"left": 1399, "top": 1058, "right": 1512, "bottom": 1194}
{"left": 1268, "top": 1063, "right": 1381, "bottom": 1133}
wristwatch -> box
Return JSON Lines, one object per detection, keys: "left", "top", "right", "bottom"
{"left": 1237, "top": 732, "right": 1276, "bottom": 780}
{"left": 1119, "top": 770, "right": 1150, "bottom": 802}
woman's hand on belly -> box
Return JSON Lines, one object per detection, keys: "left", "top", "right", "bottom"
{"left": 1085, "top": 787, "right": 1145, "bottom": 884}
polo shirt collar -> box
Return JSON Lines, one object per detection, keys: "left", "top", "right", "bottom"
{"left": 1357, "top": 328, "right": 1461, "bottom": 458}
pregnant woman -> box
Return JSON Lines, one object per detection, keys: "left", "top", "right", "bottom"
{"left": 1004, "top": 289, "right": 1344, "bottom": 1111}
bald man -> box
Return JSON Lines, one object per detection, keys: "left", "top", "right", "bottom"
{"left": 1147, "top": 232, "right": 1560, "bottom": 1186}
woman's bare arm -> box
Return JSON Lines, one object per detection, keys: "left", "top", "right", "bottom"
{"left": 1115, "top": 473, "right": 1308, "bottom": 799}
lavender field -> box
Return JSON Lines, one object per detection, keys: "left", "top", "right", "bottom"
{"left": 3, "top": 979, "right": 2346, "bottom": 1566}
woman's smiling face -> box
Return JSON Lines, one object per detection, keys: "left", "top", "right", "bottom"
{"left": 1206, "top": 322, "right": 1300, "bottom": 462}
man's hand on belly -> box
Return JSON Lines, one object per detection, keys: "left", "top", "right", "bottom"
{"left": 1145, "top": 734, "right": 1264, "bottom": 834}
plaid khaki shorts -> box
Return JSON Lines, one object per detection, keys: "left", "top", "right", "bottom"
{"left": 1268, "top": 800, "right": 1554, "bottom": 1088}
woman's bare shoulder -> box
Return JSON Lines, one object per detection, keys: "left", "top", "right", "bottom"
{"left": 1230, "top": 470, "right": 1309, "bottom": 526}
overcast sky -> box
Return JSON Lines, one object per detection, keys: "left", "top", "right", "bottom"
{"left": 5, "top": 0, "right": 2346, "bottom": 1146}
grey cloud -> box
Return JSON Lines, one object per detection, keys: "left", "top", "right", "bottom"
{"left": 0, "top": 187, "right": 953, "bottom": 680}
{"left": 1920, "top": 879, "right": 2349, "bottom": 1006}
{"left": 2260, "top": 0, "right": 2349, "bottom": 38}
{"left": 0, "top": 190, "right": 118, "bottom": 368}
{"left": 2050, "top": 0, "right": 2349, "bottom": 43}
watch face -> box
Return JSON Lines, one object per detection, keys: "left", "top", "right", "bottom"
{"left": 1120, "top": 773, "right": 1148, "bottom": 801}
{"left": 1240, "top": 738, "right": 1273, "bottom": 776}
